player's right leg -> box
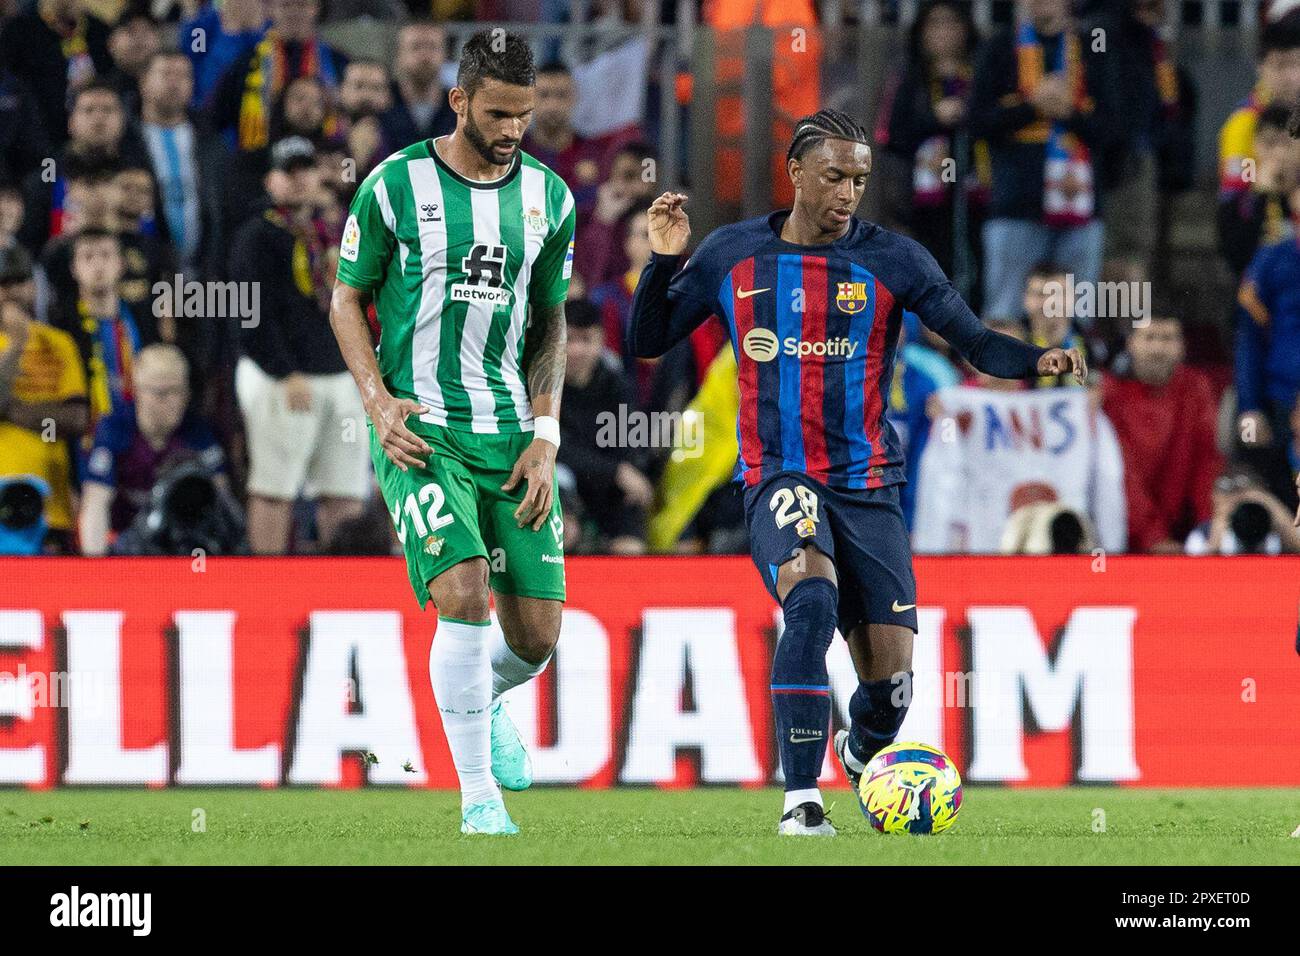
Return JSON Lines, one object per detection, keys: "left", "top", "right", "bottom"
{"left": 744, "top": 471, "right": 842, "bottom": 836}
{"left": 477, "top": 433, "right": 567, "bottom": 793}
{"left": 370, "top": 423, "right": 516, "bottom": 835}
{"left": 425, "top": 559, "right": 518, "bottom": 836}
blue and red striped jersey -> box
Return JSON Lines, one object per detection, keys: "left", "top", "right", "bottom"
{"left": 629, "top": 211, "right": 1045, "bottom": 490}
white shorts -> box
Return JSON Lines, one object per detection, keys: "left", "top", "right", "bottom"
{"left": 236, "top": 357, "right": 369, "bottom": 501}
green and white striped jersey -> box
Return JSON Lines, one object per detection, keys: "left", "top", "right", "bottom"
{"left": 336, "top": 137, "right": 576, "bottom": 433}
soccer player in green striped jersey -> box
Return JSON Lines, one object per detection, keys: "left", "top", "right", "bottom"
{"left": 330, "top": 31, "right": 575, "bottom": 835}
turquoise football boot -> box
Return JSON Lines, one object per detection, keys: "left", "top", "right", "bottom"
{"left": 489, "top": 699, "right": 533, "bottom": 791}
{"left": 460, "top": 799, "right": 519, "bottom": 835}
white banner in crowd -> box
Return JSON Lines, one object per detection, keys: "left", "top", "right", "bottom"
{"left": 912, "top": 386, "right": 1127, "bottom": 554}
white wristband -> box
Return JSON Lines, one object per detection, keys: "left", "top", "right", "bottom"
{"left": 533, "top": 415, "right": 561, "bottom": 448}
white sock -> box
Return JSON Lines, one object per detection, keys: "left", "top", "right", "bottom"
{"left": 784, "top": 788, "right": 823, "bottom": 814}
{"left": 488, "top": 620, "right": 551, "bottom": 700}
{"left": 842, "top": 743, "right": 867, "bottom": 774}
{"left": 429, "top": 619, "right": 499, "bottom": 811}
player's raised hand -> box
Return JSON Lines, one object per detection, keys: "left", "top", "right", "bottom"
{"left": 503, "top": 440, "right": 555, "bottom": 531}
{"left": 368, "top": 393, "right": 432, "bottom": 471}
{"left": 646, "top": 191, "right": 691, "bottom": 256}
{"left": 1037, "top": 346, "right": 1087, "bottom": 384}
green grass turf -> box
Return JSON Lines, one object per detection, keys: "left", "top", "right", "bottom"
{"left": 1, "top": 787, "right": 1298, "bottom": 866}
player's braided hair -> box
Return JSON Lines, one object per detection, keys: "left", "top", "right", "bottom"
{"left": 1289, "top": 99, "right": 1300, "bottom": 139}
{"left": 786, "top": 108, "right": 871, "bottom": 163}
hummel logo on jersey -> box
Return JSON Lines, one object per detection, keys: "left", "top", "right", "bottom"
{"left": 419, "top": 202, "right": 442, "bottom": 222}
{"left": 892, "top": 601, "right": 916, "bottom": 612}
{"left": 735, "top": 286, "right": 769, "bottom": 299}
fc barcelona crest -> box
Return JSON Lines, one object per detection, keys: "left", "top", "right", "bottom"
{"left": 836, "top": 281, "right": 869, "bottom": 314}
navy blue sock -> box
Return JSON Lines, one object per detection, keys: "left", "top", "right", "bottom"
{"left": 847, "top": 673, "right": 912, "bottom": 767}
{"left": 771, "top": 577, "right": 838, "bottom": 793}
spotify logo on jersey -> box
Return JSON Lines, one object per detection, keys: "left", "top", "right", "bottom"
{"left": 742, "top": 327, "right": 780, "bottom": 361}
{"left": 742, "top": 328, "right": 860, "bottom": 362}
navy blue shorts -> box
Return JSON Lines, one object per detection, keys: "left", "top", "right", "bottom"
{"left": 742, "top": 471, "right": 918, "bottom": 635}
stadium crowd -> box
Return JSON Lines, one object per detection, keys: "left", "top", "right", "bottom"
{"left": 0, "top": 0, "right": 1298, "bottom": 558}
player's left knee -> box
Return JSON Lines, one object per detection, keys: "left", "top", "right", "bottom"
{"left": 849, "top": 624, "right": 914, "bottom": 680}
{"left": 872, "top": 643, "right": 913, "bottom": 680}
{"left": 508, "top": 627, "right": 558, "bottom": 664}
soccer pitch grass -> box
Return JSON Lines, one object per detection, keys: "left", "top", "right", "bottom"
{"left": 2, "top": 788, "right": 1298, "bottom": 866}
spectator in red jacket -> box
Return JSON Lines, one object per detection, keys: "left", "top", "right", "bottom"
{"left": 1101, "top": 311, "right": 1221, "bottom": 553}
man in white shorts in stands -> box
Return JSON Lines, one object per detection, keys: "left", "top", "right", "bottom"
{"left": 230, "top": 136, "right": 370, "bottom": 553}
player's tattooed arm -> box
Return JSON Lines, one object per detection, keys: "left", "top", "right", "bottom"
{"left": 506, "top": 300, "right": 566, "bottom": 531}
{"left": 522, "top": 300, "right": 566, "bottom": 414}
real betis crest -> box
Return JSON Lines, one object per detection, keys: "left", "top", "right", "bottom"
{"left": 524, "top": 206, "right": 548, "bottom": 231}
{"left": 835, "top": 281, "right": 869, "bottom": 314}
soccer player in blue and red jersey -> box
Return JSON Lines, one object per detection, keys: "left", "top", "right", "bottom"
{"left": 628, "top": 108, "right": 1085, "bottom": 835}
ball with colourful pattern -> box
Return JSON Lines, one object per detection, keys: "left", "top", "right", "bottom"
{"left": 858, "top": 741, "right": 962, "bottom": 834}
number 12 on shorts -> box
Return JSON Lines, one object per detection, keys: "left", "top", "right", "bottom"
{"left": 389, "top": 484, "right": 455, "bottom": 545}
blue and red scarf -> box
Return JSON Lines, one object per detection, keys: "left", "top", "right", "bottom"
{"left": 911, "top": 71, "right": 990, "bottom": 208}
{"left": 1014, "top": 22, "right": 1095, "bottom": 227}
{"left": 79, "top": 299, "right": 141, "bottom": 421}
{"left": 237, "top": 30, "right": 340, "bottom": 151}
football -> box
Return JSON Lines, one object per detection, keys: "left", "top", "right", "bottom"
{"left": 858, "top": 742, "right": 963, "bottom": 835}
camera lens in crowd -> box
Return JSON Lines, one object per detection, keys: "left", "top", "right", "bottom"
{"left": 1229, "top": 500, "right": 1273, "bottom": 553}
{"left": 0, "top": 478, "right": 43, "bottom": 531}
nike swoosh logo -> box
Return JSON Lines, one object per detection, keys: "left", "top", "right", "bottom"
{"left": 736, "top": 287, "right": 770, "bottom": 299}
{"left": 892, "top": 601, "right": 917, "bottom": 612}
{"left": 789, "top": 735, "right": 824, "bottom": 744}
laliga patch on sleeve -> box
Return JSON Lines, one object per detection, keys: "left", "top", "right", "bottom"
{"left": 340, "top": 214, "right": 361, "bottom": 262}
{"left": 562, "top": 239, "right": 574, "bottom": 279}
